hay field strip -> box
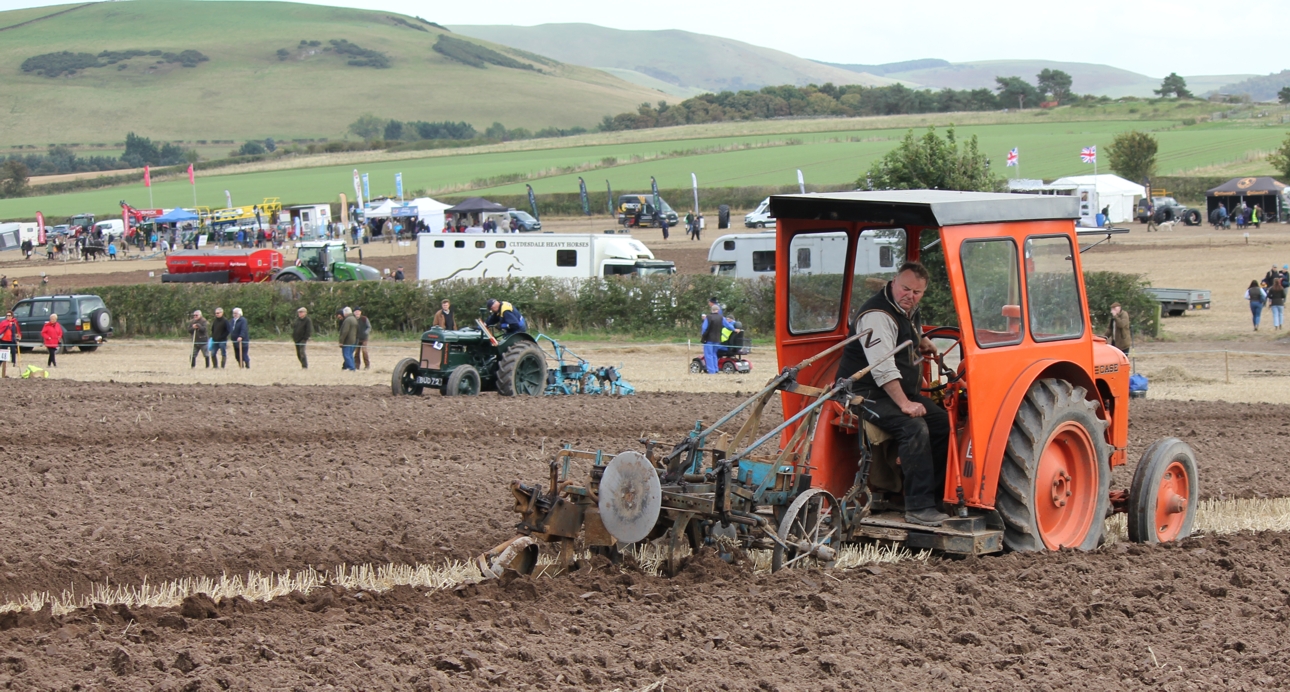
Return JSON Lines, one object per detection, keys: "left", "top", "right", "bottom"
{"left": 6, "top": 115, "right": 1288, "bottom": 219}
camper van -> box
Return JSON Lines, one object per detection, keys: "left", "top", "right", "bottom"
{"left": 416, "top": 233, "right": 675, "bottom": 282}
{"left": 708, "top": 230, "right": 900, "bottom": 279}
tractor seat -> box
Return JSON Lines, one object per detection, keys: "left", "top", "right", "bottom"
{"left": 861, "top": 419, "right": 902, "bottom": 493}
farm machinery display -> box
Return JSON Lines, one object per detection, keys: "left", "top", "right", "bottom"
{"left": 162, "top": 248, "right": 284, "bottom": 283}
{"left": 392, "top": 314, "right": 546, "bottom": 397}
{"left": 537, "top": 334, "right": 635, "bottom": 396}
{"left": 275, "top": 240, "right": 380, "bottom": 282}
{"left": 479, "top": 190, "right": 1202, "bottom": 577}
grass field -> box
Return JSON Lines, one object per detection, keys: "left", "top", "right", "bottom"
{"left": 0, "top": 0, "right": 664, "bottom": 146}
{"left": 3, "top": 105, "right": 1287, "bottom": 219}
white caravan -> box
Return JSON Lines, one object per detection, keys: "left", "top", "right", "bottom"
{"left": 708, "top": 230, "right": 901, "bottom": 279}
{"left": 416, "top": 233, "right": 675, "bottom": 282}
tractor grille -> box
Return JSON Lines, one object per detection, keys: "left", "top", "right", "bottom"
{"left": 420, "top": 341, "right": 445, "bottom": 369}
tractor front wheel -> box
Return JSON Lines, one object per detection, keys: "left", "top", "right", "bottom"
{"left": 443, "top": 365, "right": 481, "bottom": 396}
{"left": 391, "top": 357, "right": 422, "bottom": 396}
{"left": 497, "top": 344, "right": 546, "bottom": 396}
{"left": 997, "top": 378, "right": 1111, "bottom": 552}
{"left": 1128, "top": 437, "right": 1198, "bottom": 543}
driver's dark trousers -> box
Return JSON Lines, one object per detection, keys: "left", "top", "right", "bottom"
{"left": 860, "top": 393, "right": 950, "bottom": 512}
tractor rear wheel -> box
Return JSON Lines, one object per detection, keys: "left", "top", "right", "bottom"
{"left": 391, "top": 357, "right": 422, "bottom": 396}
{"left": 497, "top": 344, "right": 545, "bottom": 396}
{"left": 997, "top": 378, "right": 1111, "bottom": 552}
{"left": 1128, "top": 437, "right": 1198, "bottom": 543}
{"left": 443, "top": 365, "right": 480, "bottom": 396}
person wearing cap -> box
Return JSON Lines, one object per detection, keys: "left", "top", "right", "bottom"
{"left": 229, "top": 307, "right": 250, "bottom": 369}
{"left": 1278, "top": 265, "right": 1288, "bottom": 290}
{"left": 1105, "top": 303, "right": 1131, "bottom": 354}
{"left": 484, "top": 298, "right": 525, "bottom": 335}
{"left": 187, "top": 310, "right": 210, "bottom": 368}
{"left": 292, "top": 307, "right": 313, "bottom": 369}
{"left": 354, "top": 307, "right": 372, "bottom": 370}
{"left": 338, "top": 307, "right": 358, "bottom": 371}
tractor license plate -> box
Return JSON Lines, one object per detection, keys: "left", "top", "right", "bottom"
{"left": 417, "top": 376, "right": 443, "bottom": 387}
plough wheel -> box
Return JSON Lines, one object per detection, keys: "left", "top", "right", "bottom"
{"left": 772, "top": 489, "right": 839, "bottom": 572}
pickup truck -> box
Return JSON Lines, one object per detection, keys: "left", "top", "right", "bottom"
{"left": 1146, "top": 287, "right": 1211, "bottom": 316}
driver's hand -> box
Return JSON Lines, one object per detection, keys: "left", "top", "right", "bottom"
{"left": 899, "top": 400, "right": 926, "bottom": 417}
{"left": 918, "top": 337, "right": 937, "bottom": 357}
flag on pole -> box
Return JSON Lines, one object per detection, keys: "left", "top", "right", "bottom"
{"left": 578, "top": 178, "right": 589, "bottom": 216}
{"left": 691, "top": 173, "right": 699, "bottom": 215}
{"left": 143, "top": 165, "right": 151, "bottom": 187}
{"left": 224, "top": 190, "right": 232, "bottom": 208}
{"left": 187, "top": 163, "right": 195, "bottom": 185}
{"left": 361, "top": 173, "right": 370, "bottom": 201}
{"left": 395, "top": 172, "right": 403, "bottom": 200}
{"left": 606, "top": 180, "right": 614, "bottom": 216}
{"left": 796, "top": 169, "right": 805, "bottom": 194}
{"left": 36, "top": 212, "right": 45, "bottom": 245}
{"left": 1006, "top": 148, "right": 1019, "bottom": 167}
{"left": 1080, "top": 146, "right": 1097, "bottom": 163}
{"left": 526, "top": 184, "right": 539, "bottom": 220}
{"left": 650, "top": 176, "right": 661, "bottom": 224}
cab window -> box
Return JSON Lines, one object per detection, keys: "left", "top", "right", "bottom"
{"left": 52, "top": 299, "right": 71, "bottom": 316}
{"left": 11, "top": 302, "right": 31, "bottom": 318}
{"left": 29, "top": 300, "right": 52, "bottom": 320}
{"left": 1025, "top": 235, "right": 1084, "bottom": 341}
{"left": 752, "top": 251, "right": 775, "bottom": 272}
{"left": 787, "top": 230, "right": 847, "bottom": 334}
{"left": 960, "top": 238, "right": 1022, "bottom": 347}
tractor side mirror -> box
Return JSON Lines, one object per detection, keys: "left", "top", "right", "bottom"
{"left": 1001, "top": 304, "right": 1021, "bottom": 319}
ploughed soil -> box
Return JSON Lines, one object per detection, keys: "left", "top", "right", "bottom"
{"left": 651, "top": 243, "right": 713, "bottom": 276}
{"left": 1, "top": 383, "right": 1289, "bottom": 689}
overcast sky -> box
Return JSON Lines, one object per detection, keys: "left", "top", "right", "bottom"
{"left": 1, "top": 0, "right": 1282, "bottom": 77}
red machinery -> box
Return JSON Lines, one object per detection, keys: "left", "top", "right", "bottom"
{"left": 162, "top": 248, "right": 284, "bottom": 283}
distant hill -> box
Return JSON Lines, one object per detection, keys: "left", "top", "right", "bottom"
{"left": 450, "top": 23, "right": 897, "bottom": 94}
{"left": 0, "top": 0, "right": 668, "bottom": 146}
{"left": 826, "top": 59, "right": 1254, "bottom": 98}
{"left": 1212, "top": 71, "right": 1290, "bottom": 101}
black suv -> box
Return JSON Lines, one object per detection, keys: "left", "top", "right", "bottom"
{"left": 1136, "top": 196, "right": 1202, "bottom": 226}
{"left": 12, "top": 294, "right": 112, "bottom": 352}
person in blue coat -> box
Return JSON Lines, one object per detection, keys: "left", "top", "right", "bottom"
{"left": 485, "top": 299, "right": 526, "bottom": 335}
{"left": 229, "top": 307, "right": 250, "bottom": 368}
{"left": 700, "top": 303, "right": 737, "bottom": 374}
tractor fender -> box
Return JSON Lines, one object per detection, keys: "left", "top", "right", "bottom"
{"left": 274, "top": 267, "right": 310, "bottom": 282}
{"left": 978, "top": 358, "right": 1105, "bottom": 509}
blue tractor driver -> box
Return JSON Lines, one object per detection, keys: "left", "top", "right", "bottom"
{"left": 485, "top": 298, "right": 526, "bottom": 335}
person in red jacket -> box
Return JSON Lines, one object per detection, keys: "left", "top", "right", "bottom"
{"left": 0, "top": 309, "right": 19, "bottom": 378}
{"left": 41, "top": 313, "right": 63, "bottom": 368}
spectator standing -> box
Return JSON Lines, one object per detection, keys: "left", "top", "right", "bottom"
{"left": 0, "top": 309, "right": 19, "bottom": 378}
{"left": 41, "top": 313, "right": 62, "bottom": 368}
{"left": 338, "top": 307, "right": 358, "bottom": 371}
{"left": 432, "top": 299, "right": 455, "bottom": 330}
{"left": 660, "top": 215, "right": 670, "bottom": 240}
{"left": 1278, "top": 265, "right": 1289, "bottom": 290}
{"left": 509, "top": 216, "right": 519, "bottom": 233}
{"left": 1265, "top": 266, "right": 1281, "bottom": 288}
{"left": 685, "top": 211, "right": 696, "bottom": 240}
{"left": 209, "top": 307, "right": 229, "bottom": 368}
{"left": 1246, "top": 280, "right": 1266, "bottom": 331}
{"left": 188, "top": 310, "right": 210, "bottom": 368}
{"left": 393, "top": 266, "right": 405, "bottom": 282}
{"left": 1269, "top": 279, "right": 1287, "bottom": 331}
{"left": 1104, "top": 303, "right": 1132, "bottom": 354}
{"left": 1252, "top": 205, "right": 1263, "bottom": 229}
{"left": 229, "top": 307, "right": 250, "bottom": 368}
{"left": 354, "top": 307, "right": 372, "bottom": 370}
{"left": 292, "top": 307, "right": 313, "bottom": 369}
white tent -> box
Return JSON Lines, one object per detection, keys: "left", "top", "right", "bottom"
{"left": 1050, "top": 174, "right": 1146, "bottom": 223}
{"left": 367, "top": 197, "right": 450, "bottom": 233}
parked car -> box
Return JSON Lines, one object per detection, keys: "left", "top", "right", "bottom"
{"left": 617, "top": 194, "right": 679, "bottom": 228}
{"left": 485, "top": 210, "right": 543, "bottom": 232}
{"left": 12, "top": 294, "right": 112, "bottom": 352}
{"left": 1136, "top": 197, "right": 1202, "bottom": 226}
{"left": 744, "top": 197, "right": 776, "bottom": 228}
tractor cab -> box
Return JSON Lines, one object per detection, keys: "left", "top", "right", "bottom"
{"left": 769, "top": 190, "right": 1165, "bottom": 552}
{"left": 296, "top": 241, "right": 347, "bottom": 279}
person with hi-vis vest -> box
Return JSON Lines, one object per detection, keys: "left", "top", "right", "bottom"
{"left": 699, "top": 302, "right": 738, "bottom": 374}
{"left": 484, "top": 299, "right": 526, "bottom": 334}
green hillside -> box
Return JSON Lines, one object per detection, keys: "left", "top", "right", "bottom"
{"left": 3, "top": 105, "right": 1285, "bottom": 219}
{"left": 450, "top": 23, "right": 897, "bottom": 93}
{"left": 828, "top": 59, "right": 1254, "bottom": 99}
{"left": 0, "top": 0, "right": 669, "bottom": 146}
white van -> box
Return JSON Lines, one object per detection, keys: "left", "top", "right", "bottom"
{"left": 92, "top": 219, "right": 125, "bottom": 239}
{"left": 708, "top": 230, "right": 901, "bottom": 279}
{"left": 416, "top": 232, "right": 675, "bottom": 282}
{"left": 744, "top": 197, "right": 775, "bottom": 228}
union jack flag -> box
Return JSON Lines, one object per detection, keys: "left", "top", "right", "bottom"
{"left": 1006, "top": 148, "right": 1018, "bottom": 167}
{"left": 1081, "top": 146, "right": 1097, "bottom": 163}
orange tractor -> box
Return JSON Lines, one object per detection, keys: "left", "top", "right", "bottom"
{"left": 480, "top": 191, "right": 1197, "bottom": 576}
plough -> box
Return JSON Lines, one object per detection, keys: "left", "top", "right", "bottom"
{"left": 536, "top": 334, "right": 635, "bottom": 396}
{"left": 478, "top": 329, "right": 997, "bottom": 578}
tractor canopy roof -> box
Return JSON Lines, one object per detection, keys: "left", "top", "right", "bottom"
{"left": 768, "top": 190, "right": 1079, "bottom": 227}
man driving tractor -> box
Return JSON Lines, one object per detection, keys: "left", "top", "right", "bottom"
{"left": 485, "top": 298, "right": 526, "bottom": 335}
{"left": 835, "top": 262, "right": 951, "bottom": 528}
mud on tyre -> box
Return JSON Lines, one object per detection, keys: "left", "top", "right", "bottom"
{"left": 497, "top": 344, "right": 545, "bottom": 396}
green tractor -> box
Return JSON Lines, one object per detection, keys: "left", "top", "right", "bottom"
{"left": 392, "top": 315, "right": 547, "bottom": 397}
{"left": 274, "top": 240, "right": 380, "bottom": 282}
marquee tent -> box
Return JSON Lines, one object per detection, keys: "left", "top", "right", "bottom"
{"left": 1206, "top": 177, "right": 1286, "bottom": 221}
{"left": 1050, "top": 174, "right": 1146, "bottom": 223}
{"left": 367, "top": 197, "right": 451, "bottom": 233}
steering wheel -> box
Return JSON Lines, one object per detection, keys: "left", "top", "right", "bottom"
{"left": 921, "top": 325, "right": 963, "bottom": 393}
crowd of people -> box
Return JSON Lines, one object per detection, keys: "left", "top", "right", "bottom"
{"left": 1245, "top": 265, "right": 1290, "bottom": 331}
{"left": 1211, "top": 202, "right": 1265, "bottom": 230}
